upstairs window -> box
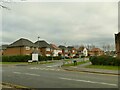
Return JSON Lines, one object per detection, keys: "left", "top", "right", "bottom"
{"left": 65, "top": 50, "right": 68, "bottom": 52}
{"left": 46, "top": 48, "right": 50, "bottom": 51}
{"left": 25, "top": 46, "right": 30, "bottom": 50}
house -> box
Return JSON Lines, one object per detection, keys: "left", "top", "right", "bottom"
{"left": 77, "top": 46, "right": 85, "bottom": 55}
{"left": 3, "top": 38, "right": 37, "bottom": 56}
{"left": 115, "top": 32, "right": 120, "bottom": 58}
{"left": 83, "top": 48, "right": 88, "bottom": 56}
{"left": 58, "top": 45, "right": 68, "bottom": 57}
{"left": 89, "top": 48, "right": 104, "bottom": 56}
{"left": 0, "top": 44, "right": 8, "bottom": 55}
{"left": 67, "top": 46, "right": 77, "bottom": 57}
{"left": 35, "top": 40, "right": 52, "bottom": 56}
{"left": 50, "top": 44, "right": 62, "bottom": 56}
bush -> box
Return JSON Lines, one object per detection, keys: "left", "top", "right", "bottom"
{"left": 2, "top": 55, "right": 31, "bottom": 62}
{"left": 53, "top": 56, "right": 62, "bottom": 60}
{"left": 81, "top": 56, "right": 85, "bottom": 58}
{"left": 89, "top": 55, "right": 120, "bottom": 66}
{"left": 2, "top": 55, "right": 62, "bottom": 62}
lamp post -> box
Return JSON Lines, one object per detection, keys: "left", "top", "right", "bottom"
{"left": 63, "top": 42, "right": 67, "bottom": 65}
{"left": 38, "top": 36, "right": 40, "bottom": 55}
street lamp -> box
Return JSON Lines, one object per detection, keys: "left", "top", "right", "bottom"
{"left": 63, "top": 42, "right": 67, "bottom": 65}
{"left": 38, "top": 36, "right": 40, "bottom": 55}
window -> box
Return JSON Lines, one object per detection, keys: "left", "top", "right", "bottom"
{"left": 46, "top": 48, "right": 50, "bottom": 51}
{"left": 65, "top": 50, "right": 68, "bottom": 52}
{"left": 36, "top": 48, "right": 38, "bottom": 50}
{"left": 73, "top": 50, "right": 75, "bottom": 53}
{"left": 32, "top": 47, "right": 34, "bottom": 50}
{"left": 46, "top": 54, "right": 50, "bottom": 56}
{"left": 25, "top": 46, "right": 30, "bottom": 50}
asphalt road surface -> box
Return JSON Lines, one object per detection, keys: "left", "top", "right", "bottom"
{"left": 2, "top": 61, "right": 119, "bottom": 88}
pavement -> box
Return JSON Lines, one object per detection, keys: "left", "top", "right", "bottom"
{"left": 61, "top": 62, "right": 120, "bottom": 75}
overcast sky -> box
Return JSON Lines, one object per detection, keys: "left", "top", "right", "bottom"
{"left": 1, "top": 2, "right": 118, "bottom": 47}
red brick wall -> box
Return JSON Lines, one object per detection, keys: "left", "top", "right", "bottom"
{"left": 89, "top": 51, "right": 104, "bottom": 56}
{"left": 39, "top": 48, "right": 52, "bottom": 56}
{"left": 3, "top": 47, "right": 33, "bottom": 56}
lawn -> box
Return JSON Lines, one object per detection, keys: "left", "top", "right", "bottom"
{"left": 63, "top": 60, "right": 90, "bottom": 66}
{"left": 85, "top": 65, "right": 120, "bottom": 70}
{"left": 0, "top": 62, "right": 27, "bottom": 64}
{"left": 0, "top": 61, "right": 53, "bottom": 65}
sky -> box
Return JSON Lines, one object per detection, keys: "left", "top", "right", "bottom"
{"left": 1, "top": 2, "right": 118, "bottom": 48}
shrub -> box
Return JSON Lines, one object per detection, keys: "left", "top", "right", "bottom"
{"left": 89, "top": 55, "right": 120, "bottom": 66}
{"left": 2, "top": 55, "right": 31, "bottom": 62}
{"left": 2, "top": 55, "right": 62, "bottom": 62}
{"left": 81, "top": 56, "right": 85, "bottom": 58}
{"left": 53, "top": 56, "right": 62, "bottom": 60}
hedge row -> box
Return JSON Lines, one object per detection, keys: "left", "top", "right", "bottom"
{"left": 89, "top": 55, "right": 120, "bottom": 66}
{"left": 1, "top": 55, "right": 62, "bottom": 62}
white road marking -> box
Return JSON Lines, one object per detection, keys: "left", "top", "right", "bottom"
{"left": 30, "top": 67, "right": 39, "bottom": 69}
{"left": 59, "top": 77, "right": 117, "bottom": 86}
{"left": 24, "top": 73, "right": 40, "bottom": 76}
{"left": 13, "top": 72, "right": 40, "bottom": 76}
{"left": 29, "top": 67, "right": 63, "bottom": 71}
{"left": 46, "top": 65, "right": 58, "bottom": 67}
{"left": 13, "top": 72, "right": 22, "bottom": 74}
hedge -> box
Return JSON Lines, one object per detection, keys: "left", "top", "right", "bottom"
{"left": 1, "top": 55, "right": 62, "bottom": 62}
{"left": 89, "top": 55, "right": 120, "bottom": 66}
{"left": 2, "top": 55, "right": 32, "bottom": 62}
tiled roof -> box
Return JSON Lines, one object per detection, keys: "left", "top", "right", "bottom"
{"left": 8, "top": 38, "right": 37, "bottom": 47}
{"left": 67, "top": 46, "right": 74, "bottom": 50}
{"left": 58, "top": 45, "right": 67, "bottom": 49}
{"left": 90, "top": 48, "right": 103, "bottom": 52}
{"left": 35, "top": 40, "right": 52, "bottom": 48}
{"left": 50, "top": 44, "right": 61, "bottom": 50}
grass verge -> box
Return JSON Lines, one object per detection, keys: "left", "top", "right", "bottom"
{"left": 85, "top": 65, "right": 120, "bottom": 70}
{"left": 0, "top": 62, "right": 27, "bottom": 64}
{"left": 2, "top": 82, "right": 33, "bottom": 89}
{"left": 63, "top": 61, "right": 90, "bottom": 66}
{"left": 0, "top": 61, "right": 53, "bottom": 65}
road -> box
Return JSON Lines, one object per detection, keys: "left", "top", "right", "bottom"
{"left": 1, "top": 60, "right": 119, "bottom": 88}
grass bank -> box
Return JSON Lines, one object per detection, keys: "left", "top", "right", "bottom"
{"left": 85, "top": 65, "right": 120, "bottom": 70}
{"left": 63, "top": 61, "right": 90, "bottom": 66}
{"left": 0, "top": 61, "right": 53, "bottom": 65}
{"left": 0, "top": 62, "right": 27, "bottom": 64}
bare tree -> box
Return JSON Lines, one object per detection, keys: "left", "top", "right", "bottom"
{"left": 0, "top": 4, "right": 10, "bottom": 10}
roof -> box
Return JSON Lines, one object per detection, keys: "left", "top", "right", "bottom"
{"left": 67, "top": 46, "right": 75, "bottom": 50}
{"left": 8, "top": 38, "right": 37, "bottom": 47}
{"left": 90, "top": 48, "right": 103, "bottom": 52}
{"left": 78, "top": 46, "right": 84, "bottom": 51}
{"left": 58, "top": 45, "right": 67, "bottom": 49}
{"left": 35, "top": 40, "right": 52, "bottom": 48}
{"left": 50, "top": 44, "right": 61, "bottom": 50}
{"left": 0, "top": 44, "right": 8, "bottom": 50}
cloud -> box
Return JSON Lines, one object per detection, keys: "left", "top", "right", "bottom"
{"left": 2, "top": 2, "right": 118, "bottom": 47}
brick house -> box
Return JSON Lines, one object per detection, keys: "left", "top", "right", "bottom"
{"left": 0, "top": 45, "right": 8, "bottom": 55}
{"left": 50, "top": 44, "right": 62, "bottom": 56}
{"left": 77, "top": 46, "right": 85, "bottom": 55}
{"left": 3, "top": 38, "right": 38, "bottom": 56}
{"left": 115, "top": 32, "right": 120, "bottom": 58}
{"left": 35, "top": 40, "right": 52, "bottom": 56}
{"left": 67, "top": 46, "right": 77, "bottom": 57}
{"left": 89, "top": 48, "right": 104, "bottom": 56}
{"left": 58, "top": 45, "right": 69, "bottom": 57}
